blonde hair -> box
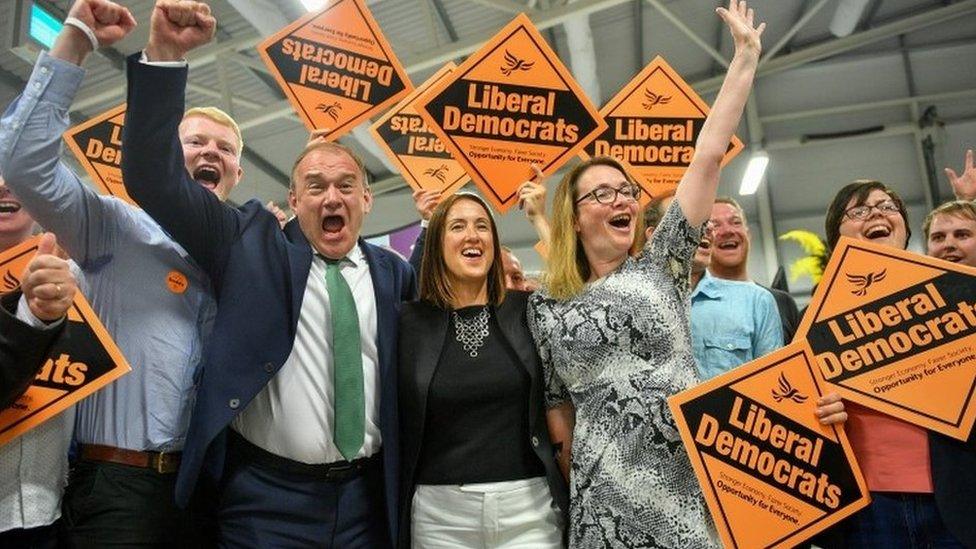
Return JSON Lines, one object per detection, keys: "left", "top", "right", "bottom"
{"left": 923, "top": 200, "right": 976, "bottom": 239}
{"left": 545, "top": 157, "right": 644, "bottom": 301}
{"left": 183, "top": 107, "right": 243, "bottom": 157}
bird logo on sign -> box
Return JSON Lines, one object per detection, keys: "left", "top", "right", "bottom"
{"left": 501, "top": 50, "right": 534, "bottom": 76}
{"left": 642, "top": 89, "right": 672, "bottom": 110}
{"left": 771, "top": 373, "right": 808, "bottom": 404}
{"left": 1, "top": 270, "right": 19, "bottom": 293}
{"left": 424, "top": 164, "right": 449, "bottom": 183}
{"left": 316, "top": 102, "right": 342, "bottom": 122}
{"left": 846, "top": 269, "right": 887, "bottom": 297}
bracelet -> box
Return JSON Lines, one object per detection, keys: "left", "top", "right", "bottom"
{"left": 63, "top": 17, "right": 99, "bottom": 52}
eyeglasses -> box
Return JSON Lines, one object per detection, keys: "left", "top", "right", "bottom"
{"left": 576, "top": 184, "right": 642, "bottom": 205}
{"left": 844, "top": 199, "right": 901, "bottom": 221}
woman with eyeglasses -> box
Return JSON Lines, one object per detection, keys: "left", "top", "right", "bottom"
{"left": 526, "top": 3, "right": 775, "bottom": 546}
{"left": 397, "top": 193, "right": 568, "bottom": 548}
{"left": 818, "top": 181, "right": 967, "bottom": 548}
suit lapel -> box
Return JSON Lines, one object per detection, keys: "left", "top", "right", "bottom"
{"left": 361, "top": 240, "right": 394, "bottom": 376}
{"left": 414, "top": 303, "right": 449, "bottom": 436}
{"left": 283, "top": 219, "right": 313, "bottom": 335}
{"left": 494, "top": 295, "right": 538, "bottom": 385}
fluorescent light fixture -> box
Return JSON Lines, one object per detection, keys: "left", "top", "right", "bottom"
{"left": 739, "top": 150, "right": 769, "bottom": 195}
{"left": 29, "top": 2, "right": 63, "bottom": 50}
{"left": 300, "top": 0, "right": 327, "bottom": 11}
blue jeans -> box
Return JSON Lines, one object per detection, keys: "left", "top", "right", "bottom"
{"left": 836, "top": 492, "right": 964, "bottom": 548}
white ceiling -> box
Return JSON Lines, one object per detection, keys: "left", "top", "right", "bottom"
{"left": 1, "top": 0, "right": 974, "bottom": 296}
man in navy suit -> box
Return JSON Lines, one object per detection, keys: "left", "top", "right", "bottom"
{"left": 121, "top": 2, "right": 416, "bottom": 546}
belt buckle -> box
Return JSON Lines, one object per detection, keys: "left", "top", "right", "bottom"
{"left": 155, "top": 451, "right": 174, "bottom": 474}
{"left": 325, "top": 460, "right": 355, "bottom": 482}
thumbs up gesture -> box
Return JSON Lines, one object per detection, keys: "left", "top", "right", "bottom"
{"left": 22, "top": 234, "right": 78, "bottom": 322}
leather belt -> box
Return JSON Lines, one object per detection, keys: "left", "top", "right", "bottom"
{"left": 79, "top": 444, "right": 181, "bottom": 474}
{"left": 228, "top": 429, "right": 376, "bottom": 482}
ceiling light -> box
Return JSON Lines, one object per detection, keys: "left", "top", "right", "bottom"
{"left": 739, "top": 150, "right": 769, "bottom": 195}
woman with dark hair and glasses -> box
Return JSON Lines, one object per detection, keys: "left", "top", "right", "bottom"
{"left": 397, "top": 192, "right": 568, "bottom": 548}
{"left": 820, "top": 180, "right": 967, "bottom": 548}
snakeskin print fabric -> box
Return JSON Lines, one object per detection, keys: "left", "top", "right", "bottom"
{"left": 528, "top": 201, "right": 718, "bottom": 548}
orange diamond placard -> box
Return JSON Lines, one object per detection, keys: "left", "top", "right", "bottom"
{"left": 795, "top": 237, "right": 976, "bottom": 440}
{"left": 258, "top": 0, "right": 412, "bottom": 139}
{"left": 668, "top": 342, "right": 870, "bottom": 548}
{"left": 62, "top": 104, "right": 134, "bottom": 206}
{"left": 369, "top": 63, "right": 469, "bottom": 196}
{"left": 416, "top": 13, "right": 606, "bottom": 213}
{"left": 583, "top": 56, "right": 745, "bottom": 201}
{"left": 0, "top": 237, "right": 131, "bottom": 446}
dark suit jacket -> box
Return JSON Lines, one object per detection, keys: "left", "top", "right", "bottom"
{"left": 0, "top": 291, "right": 65, "bottom": 409}
{"left": 122, "top": 56, "right": 416, "bottom": 542}
{"left": 930, "top": 431, "right": 976, "bottom": 546}
{"left": 397, "top": 292, "right": 568, "bottom": 547}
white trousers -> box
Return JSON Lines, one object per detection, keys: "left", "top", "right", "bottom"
{"left": 411, "top": 477, "right": 564, "bottom": 548}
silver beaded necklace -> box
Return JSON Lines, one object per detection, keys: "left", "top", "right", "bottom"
{"left": 453, "top": 306, "right": 490, "bottom": 357}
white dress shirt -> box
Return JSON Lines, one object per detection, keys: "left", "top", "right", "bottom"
{"left": 0, "top": 294, "right": 74, "bottom": 532}
{"left": 233, "top": 244, "right": 381, "bottom": 464}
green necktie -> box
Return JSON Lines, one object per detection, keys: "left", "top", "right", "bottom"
{"left": 325, "top": 259, "right": 364, "bottom": 461}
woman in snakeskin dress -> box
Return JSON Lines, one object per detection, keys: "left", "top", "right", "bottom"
{"left": 527, "top": 2, "right": 765, "bottom": 546}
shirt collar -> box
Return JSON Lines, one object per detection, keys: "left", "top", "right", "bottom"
{"left": 314, "top": 243, "right": 365, "bottom": 267}
{"left": 691, "top": 271, "right": 722, "bottom": 300}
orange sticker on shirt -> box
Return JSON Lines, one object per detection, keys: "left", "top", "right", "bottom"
{"left": 668, "top": 341, "right": 870, "bottom": 548}
{"left": 62, "top": 104, "right": 135, "bottom": 206}
{"left": 0, "top": 236, "right": 131, "bottom": 446}
{"left": 257, "top": 0, "right": 412, "bottom": 139}
{"left": 166, "top": 271, "right": 188, "bottom": 294}
{"left": 369, "top": 63, "right": 469, "bottom": 197}
{"left": 582, "top": 56, "right": 745, "bottom": 202}
{"left": 795, "top": 237, "right": 976, "bottom": 440}
{"left": 415, "top": 13, "right": 606, "bottom": 213}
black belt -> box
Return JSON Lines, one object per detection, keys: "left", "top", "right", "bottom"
{"left": 228, "top": 430, "right": 377, "bottom": 482}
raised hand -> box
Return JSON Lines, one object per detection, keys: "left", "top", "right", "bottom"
{"left": 517, "top": 165, "right": 547, "bottom": 220}
{"left": 412, "top": 189, "right": 442, "bottom": 222}
{"left": 716, "top": 0, "right": 765, "bottom": 59}
{"left": 265, "top": 201, "right": 289, "bottom": 229}
{"left": 308, "top": 128, "right": 333, "bottom": 146}
{"left": 946, "top": 149, "right": 976, "bottom": 201}
{"left": 51, "top": 0, "right": 137, "bottom": 65}
{"left": 146, "top": 0, "right": 216, "bottom": 62}
{"left": 22, "top": 234, "right": 78, "bottom": 322}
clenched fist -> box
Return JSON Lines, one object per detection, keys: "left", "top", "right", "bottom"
{"left": 146, "top": 0, "right": 217, "bottom": 62}
{"left": 51, "top": 0, "right": 137, "bottom": 65}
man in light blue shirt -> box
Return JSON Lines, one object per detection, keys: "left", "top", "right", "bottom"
{"left": 689, "top": 214, "right": 783, "bottom": 380}
{"left": 0, "top": 0, "right": 241, "bottom": 544}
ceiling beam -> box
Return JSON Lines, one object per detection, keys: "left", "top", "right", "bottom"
{"left": 70, "top": 33, "right": 260, "bottom": 113}
{"left": 761, "top": 89, "right": 976, "bottom": 124}
{"left": 644, "top": 0, "right": 728, "bottom": 68}
{"left": 760, "top": 0, "right": 831, "bottom": 64}
{"left": 692, "top": 0, "right": 976, "bottom": 93}
{"left": 463, "top": 0, "right": 532, "bottom": 14}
